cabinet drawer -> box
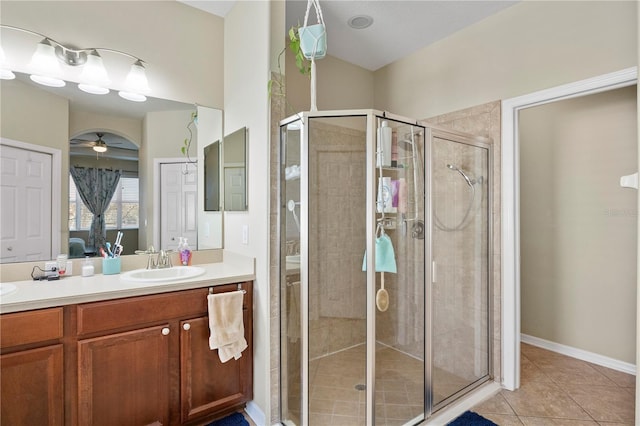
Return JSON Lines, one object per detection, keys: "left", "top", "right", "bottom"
{"left": 0, "top": 308, "right": 63, "bottom": 349}
{"left": 76, "top": 288, "right": 210, "bottom": 336}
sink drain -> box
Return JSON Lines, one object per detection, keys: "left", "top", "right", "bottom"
{"left": 354, "top": 384, "right": 366, "bottom": 391}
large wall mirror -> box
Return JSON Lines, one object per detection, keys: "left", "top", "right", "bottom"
{"left": 0, "top": 72, "right": 223, "bottom": 264}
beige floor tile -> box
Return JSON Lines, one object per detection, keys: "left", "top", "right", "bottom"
{"left": 500, "top": 380, "right": 592, "bottom": 420}
{"left": 480, "top": 413, "right": 524, "bottom": 425}
{"left": 532, "top": 357, "right": 616, "bottom": 387}
{"left": 521, "top": 343, "right": 567, "bottom": 363}
{"left": 521, "top": 355, "right": 553, "bottom": 383}
{"left": 471, "top": 345, "right": 635, "bottom": 426}
{"left": 474, "top": 392, "right": 516, "bottom": 415}
{"left": 597, "top": 423, "right": 637, "bottom": 426}
{"left": 591, "top": 365, "right": 636, "bottom": 388}
{"left": 563, "top": 384, "right": 635, "bottom": 424}
{"left": 518, "top": 416, "right": 598, "bottom": 425}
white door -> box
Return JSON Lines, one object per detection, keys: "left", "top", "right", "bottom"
{"left": 224, "top": 167, "right": 246, "bottom": 211}
{"left": 0, "top": 145, "right": 52, "bottom": 263}
{"left": 160, "top": 163, "right": 197, "bottom": 251}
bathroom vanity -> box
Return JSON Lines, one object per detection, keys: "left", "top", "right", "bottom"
{"left": 0, "top": 254, "right": 254, "bottom": 426}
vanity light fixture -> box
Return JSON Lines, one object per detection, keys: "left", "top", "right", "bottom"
{"left": 0, "top": 24, "right": 150, "bottom": 100}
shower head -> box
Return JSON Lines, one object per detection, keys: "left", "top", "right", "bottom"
{"left": 447, "top": 163, "right": 475, "bottom": 187}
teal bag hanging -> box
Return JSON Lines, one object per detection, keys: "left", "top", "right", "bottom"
{"left": 362, "top": 232, "right": 397, "bottom": 273}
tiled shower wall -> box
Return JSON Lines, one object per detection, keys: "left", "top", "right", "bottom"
{"left": 308, "top": 119, "right": 368, "bottom": 359}
{"left": 431, "top": 139, "right": 491, "bottom": 382}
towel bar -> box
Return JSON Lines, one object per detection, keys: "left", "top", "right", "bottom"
{"left": 209, "top": 285, "right": 247, "bottom": 294}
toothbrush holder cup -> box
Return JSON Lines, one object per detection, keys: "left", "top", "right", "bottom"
{"left": 102, "top": 257, "right": 121, "bottom": 275}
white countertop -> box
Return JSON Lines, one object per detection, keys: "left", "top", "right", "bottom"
{"left": 0, "top": 251, "right": 255, "bottom": 314}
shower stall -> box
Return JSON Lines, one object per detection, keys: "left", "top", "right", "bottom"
{"left": 279, "top": 110, "right": 492, "bottom": 425}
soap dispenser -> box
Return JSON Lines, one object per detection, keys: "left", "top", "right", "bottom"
{"left": 81, "top": 257, "right": 94, "bottom": 277}
{"left": 180, "top": 238, "right": 192, "bottom": 266}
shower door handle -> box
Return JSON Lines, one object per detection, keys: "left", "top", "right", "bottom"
{"left": 432, "top": 261, "right": 437, "bottom": 283}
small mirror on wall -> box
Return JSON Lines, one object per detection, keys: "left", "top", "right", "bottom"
{"left": 204, "top": 140, "right": 221, "bottom": 211}
{"left": 223, "top": 127, "right": 248, "bottom": 211}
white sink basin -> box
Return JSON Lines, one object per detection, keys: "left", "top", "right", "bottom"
{"left": 120, "top": 266, "right": 206, "bottom": 283}
{"left": 0, "top": 283, "right": 17, "bottom": 296}
{"left": 286, "top": 254, "right": 300, "bottom": 264}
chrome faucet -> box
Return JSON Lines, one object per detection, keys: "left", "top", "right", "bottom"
{"left": 156, "top": 250, "right": 173, "bottom": 269}
{"left": 135, "top": 246, "right": 173, "bottom": 269}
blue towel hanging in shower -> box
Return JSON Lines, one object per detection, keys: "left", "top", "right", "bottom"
{"left": 362, "top": 232, "right": 397, "bottom": 273}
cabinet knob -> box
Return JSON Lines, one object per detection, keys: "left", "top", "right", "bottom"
{"left": 183, "top": 323, "right": 191, "bottom": 331}
{"left": 161, "top": 327, "right": 170, "bottom": 336}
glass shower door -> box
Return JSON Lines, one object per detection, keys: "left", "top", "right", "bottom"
{"left": 430, "top": 133, "right": 491, "bottom": 408}
{"left": 373, "top": 118, "right": 426, "bottom": 425}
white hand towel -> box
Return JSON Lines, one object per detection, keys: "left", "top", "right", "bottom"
{"left": 207, "top": 290, "right": 248, "bottom": 363}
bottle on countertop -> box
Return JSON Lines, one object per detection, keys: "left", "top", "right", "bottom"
{"left": 81, "top": 257, "right": 94, "bottom": 277}
{"left": 180, "top": 238, "right": 192, "bottom": 266}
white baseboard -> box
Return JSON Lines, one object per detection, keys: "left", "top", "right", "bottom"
{"left": 245, "top": 400, "right": 266, "bottom": 426}
{"left": 521, "top": 334, "right": 636, "bottom": 375}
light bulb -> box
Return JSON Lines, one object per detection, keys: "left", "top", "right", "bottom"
{"left": 78, "top": 50, "right": 110, "bottom": 94}
{"left": 119, "top": 59, "right": 149, "bottom": 102}
{"left": 0, "top": 46, "right": 15, "bottom": 80}
{"left": 29, "top": 39, "right": 65, "bottom": 87}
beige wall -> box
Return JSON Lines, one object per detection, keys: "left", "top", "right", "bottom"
{"left": 0, "top": 78, "right": 70, "bottom": 247}
{"left": 520, "top": 86, "right": 637, "bottom": 363}
{"left": 140, "top": 109, "right": 196, "bottom": 250}
{"left": 374, "top": 1, "right": 637, "bottom": 118}
{"left": 285, "top": 51, "right": 375, "bottom": 114}
{"left": 69, "top": 110, "right": 142, "bottom": 148}
{"left": 224, "top": 1, "right": 272, "bottom": 422}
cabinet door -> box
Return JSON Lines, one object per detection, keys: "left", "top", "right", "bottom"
{"left": 78, "top": 324, "right": 171, "bottom": 426}
{"left": 180, "top": 315, "right": 252, "bottom": 423}
{"left": 1, "top": 344, "right": 64, "bottom": 425}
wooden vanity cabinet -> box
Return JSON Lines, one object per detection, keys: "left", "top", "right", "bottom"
{"left": 0, "top": 308, "right": 64, "bottom": 426}
{"left": 180, "top": 284, "right": 253, "bottom": 424}
{"left": 72, "top": 282, "right": 253, "bottom": 426}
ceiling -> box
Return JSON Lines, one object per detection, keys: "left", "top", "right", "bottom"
{"left": 182, "top": 0, "right": 519, "bottom": 71}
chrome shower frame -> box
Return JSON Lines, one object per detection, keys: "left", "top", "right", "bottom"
{"left": 278, "top": 109, "right": 494, "bottom": 425}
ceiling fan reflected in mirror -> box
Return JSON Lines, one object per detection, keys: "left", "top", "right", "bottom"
{"left": 70, "top": 132, "right": 112, "bottom": 153}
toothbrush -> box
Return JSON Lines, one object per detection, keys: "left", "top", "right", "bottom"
{"left": 114, "top": 231, "right": 123, "bottom": 248}
{"left": 106, "top": 242, "right": 113, "bottom": 257}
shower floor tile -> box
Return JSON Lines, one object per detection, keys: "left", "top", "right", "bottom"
{"left": 306, "top": 344, "right": 428, "bottom": 425}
